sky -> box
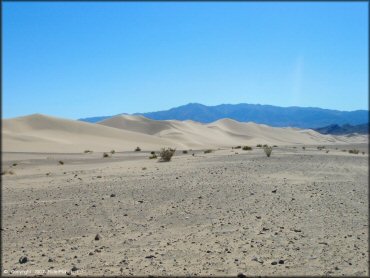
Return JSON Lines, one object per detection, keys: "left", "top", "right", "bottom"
{"left": 3, "top": 2, "right": 369, "bottom": 119}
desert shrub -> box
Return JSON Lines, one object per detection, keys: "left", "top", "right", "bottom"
{"left": 256, "top": 144, "right": 262, "bottom": 147}
{"left": 142, "top": 167, "right": 147, "bottom": 170}
{"left": 273, "top": 145, "right": 278, "bottom": 147}
{"left": 1, "top": 170, "right": 14, "bottom": 175}
{"left": 159, "top": 148, "right": 176, "bottom": 162}
{"left": 242, "top": 146, "right": 252, "bottom": 151}
{"left": 302, "top": 146, "right": 306, "bottom": 150}
{"left": 182, "top": 150, "right": 188, "bottom": 154}
{"left": 263, "top": 144, "right": 268, "bottom": 148}
{"left": 103, "top": 152, "right": 110, "bottom": 158}
{"left": 234, "top": 146, "right": 241, "bottom": 149}
{"left": 293, "top": 146, "right": 297, "bottom": 149}
{"left": 317, "top": 146, "right": 325, "bottom": 150}
{"left": 264, "top": 146, "right": 273, "bottom": 157}
{"left": 150, "top": 151, "right": 155, "bottom": 155}
{"left": 149, "top": 153, "right": 157, "bottom": 159}
{"left": 349, "top": 149, "right": 359, "bottom": 154}
{"left": 110, "top": 150, "right": 115, "bottom": 154}
{"left": 58, "top": 160, "right": 64, "bottom": 165}
{"left": 362, "top": 152, "right": 365, "bottom": 155}
{"left": 84, "top": 150, "right": 93, "bottom": 153}
{"left": 326, "top": 150, "right": 329, "bottom": 153}
{"left": 342, "top": 149, "right": 347, "bottom": 152}
{"left": 135, "top": 146, "right": 141, "bottom": 152}
{"left": 204, "top": 149, "right": 213, "bottom": 154}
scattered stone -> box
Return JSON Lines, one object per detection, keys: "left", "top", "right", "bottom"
{"left": 19, "top": 256, "right": 28, "bottom": 264}
{"left": 145, "top": 255, "right": 156, "bottom": 259}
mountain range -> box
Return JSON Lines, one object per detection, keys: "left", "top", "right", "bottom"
{"left": 313, "top": 123, "right": 369, "bottom": 135}
{"left": 79, "top": 103, "right": 368, "bottom": 130}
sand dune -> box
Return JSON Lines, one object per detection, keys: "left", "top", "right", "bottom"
{"left": 2, "top": 114, "right": 177, "bottom": 153}
{"left": 3, "top": 114, "right": 367, "bottom": 153}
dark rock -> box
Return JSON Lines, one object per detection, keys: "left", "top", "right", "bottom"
{"left": 272, "top": 189, "right": 277, "bottom": 193}
{"left": 48, "top": 258, "right": 53, "bottom": 262}
{"left": 71, "top": 266, "right": 78, "bottom": 272}
{"left": 271, "top": 261, "right": 278, "bottom": 265}
{"left": 278, "top": 259, "right": 284, "bottom": 264}
{"left": 145, "top": 255, "right": 156, "bottom": 259}
{"left": 95, "top": 234, "right": 101, "bottom": 240}
{"left": 19, "top": 256, "right": 28, "bottom": 264}
{"left": 110, "top": 194, "right": 116, "bottom": 197}
{"left": 237, "top": 273, "right": 247, "bottom": 278}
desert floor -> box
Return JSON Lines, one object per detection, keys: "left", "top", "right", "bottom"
{"left": 2, "top": 144, "right": 368, "bottom": 276}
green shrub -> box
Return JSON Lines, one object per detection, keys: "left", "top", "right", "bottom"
{"left": 110, "top": 150, "right": 115, "bottom": 154}
{"left": 135, "top": 146, "right": 141, "bottom": 152}
{"left": 204, "top": 149, "right": 213, "bottom": 154}
{"left": 349, "top": 149, "right": 359, "bottom": 154}
{"left": 264, "top": 146, "right": 273, "bottom": 157}
{"left": 242, "top": 146, "right": 252, "bottom": 151}
{"left": 159, "top": 148, "right": 176, "bottom": 162}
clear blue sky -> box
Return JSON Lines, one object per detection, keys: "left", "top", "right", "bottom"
{"left": 3, "top": 2, "right": 368, "bottom": 119}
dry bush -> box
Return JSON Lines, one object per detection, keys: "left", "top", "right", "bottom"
{"left": 182, "top": 150, "right": 188, "bottom": 154}
{"left": 135, "top": 146, "right": 141, "bottom": 152}
{"left": 103, "top": 152, "right": 110, "bottom": 158}
{"left": 256, "top": 144, "right": 262, "bottom": 147}
{"left": 1, "top": 170, "right": 15, "bottom": 175}
{"left": 159, "top": 148, "right": 176, "bottom": 162}
{"left": 110, "top": 150, "right": 115, "bottom": 154}
{"left": 58, "top": 160, "right": 64, "bottom": 165}
{"left": 149, "top": 152, "right": 157, "bottom": 159}
{"left": 242, "top": 146, "right": 252, "bottom": 151}
{"left": 302, "top": 146, "right": 306, "bottom": 150}
{"left": 204, "top": 149, "right": 213, "bottom": 154}
{"left": 349, "top": 149, "right": 359, "bottom": 154}
{"left": 264, "top": 146, "right": 273, "bottom": 157}
{"left": 84, "top": 150, "right": 93, "bottom": 153}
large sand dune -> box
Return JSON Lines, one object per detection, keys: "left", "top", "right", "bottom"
{"left": 2, "top": 114, "right": 177, "bottom": 153}
{"left": 2, "top": 114, "right": 367, "bottom": 153}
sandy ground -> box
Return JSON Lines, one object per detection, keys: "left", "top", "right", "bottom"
{"left": 1, "top": 144, "right": 368, "bottom": 276}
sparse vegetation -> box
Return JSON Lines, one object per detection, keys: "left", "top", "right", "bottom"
{"left": 103, "top": 152, "right": 110, "bottom": 158}
{"left": 256, "top": 144, "right": 262, "bottom": 147}
{"left": 84, "top": 150, "right": 93, "bottom": 153}
{"left": 264, "top": 145, "right": 273, "bottom": 157}
{"left": 135, "top": 146, "right": 141, "bottom": 152}
{"left": 182, "top": 150, "right": 188, "bottom": 154}
{"left": 12, "top": 163, "right": 18, "bottom": 167}
{"left": 349, "top": 149, "right": 359, "bottom": 154}
{"left": 204, "top": 149, "right": 213, "bottom": 154}
{"left": 273, "top": 145, "right": 278, "bottom": 147}
{"left": 362, "top": 152, "right": 365, "bottom": 155}
{"left": 342, "top": 149, "right": 347, "bottom": 152}
{"left": 149, "top": 152, "right": 157, "bottom": 159}
{"left": 263, "top": 144, "right": 268, "bottom": 148}
{"left": 242, "top": 146, "right": 252, "bottom": 151}
{"left": 302, "top": 146, "right": 306, "bottom": 150}
{"left": 1, "top": 170, "right": 15, "bottom": 175}
{"left": 326, "top": 150, "right": 329, "bottom": 153}
{"left": 142, "top": 167, "right": 147, "bottom": 170}
{"left": 58, "top": 160, "right": 64, "bottom": 165}
{"left": 110, "top": 150, "right": 115, "bottom": 154}
{"left": 159, "top": 148, "right": 176, "bottom": 162}
{"left": 317, "top": 146, "right": 325, "bottom": 150}
{"left": 233, "top": 146, "right": 241, "bottom": 149}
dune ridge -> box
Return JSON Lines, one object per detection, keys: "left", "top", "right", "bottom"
{"left": 2, "top": 114, "right": 367, "bottom": 153}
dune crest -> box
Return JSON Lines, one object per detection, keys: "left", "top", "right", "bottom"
{"left": 3, "top": 114, "right": 367, "bottom": 153}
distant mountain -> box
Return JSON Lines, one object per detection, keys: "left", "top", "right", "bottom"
{"left": 314, "top": 123, "right": 369, "bottom": 135}
{"left": 79, "top": 103, "right": 368, "bottom": 129}
{"left": 79, "top": 116, "right": 112, "bottom": 123}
